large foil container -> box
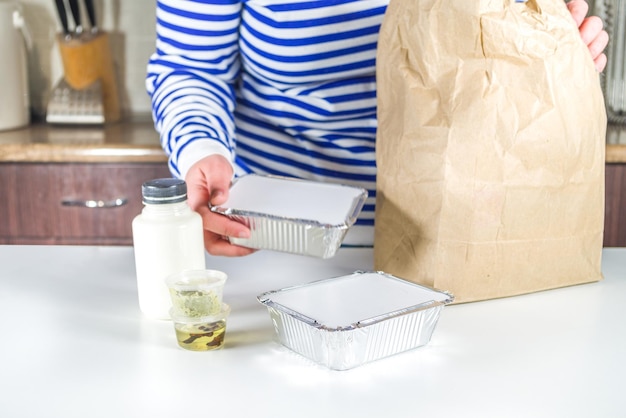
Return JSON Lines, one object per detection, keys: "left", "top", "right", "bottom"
{"left": 257, "top": 271, "right": 454, "bottom": 370}
{"left": 211, "top": 174, "right": 368, "bottom": 258}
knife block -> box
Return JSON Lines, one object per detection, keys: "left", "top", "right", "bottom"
{"left": 57, "top": 31, "right": 120, "bottom": 123}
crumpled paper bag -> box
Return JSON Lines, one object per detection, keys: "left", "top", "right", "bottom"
{"left": 374, "top": 0, "right": 607, "bottom": 303}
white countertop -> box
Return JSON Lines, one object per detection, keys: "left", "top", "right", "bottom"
{"left": 0, "top": 245, "right": 624, "bottom": 418}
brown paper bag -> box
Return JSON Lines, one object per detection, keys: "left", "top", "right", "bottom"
{"left": 374, "top": 0, "right": 607, "bottom": 303}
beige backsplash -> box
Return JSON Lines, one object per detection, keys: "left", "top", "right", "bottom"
{"left": 20, "top": 0, "right": 156, "bottom": 120}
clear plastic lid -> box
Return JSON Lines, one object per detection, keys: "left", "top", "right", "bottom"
{"left": 169, "top": 303, "right": 231, "bottom": 324}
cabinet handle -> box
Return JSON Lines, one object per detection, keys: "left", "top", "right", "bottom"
{"left": 61, "top": 198, "right": 129, "bottom": 208}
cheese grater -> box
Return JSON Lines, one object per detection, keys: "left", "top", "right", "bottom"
{"left": 46, "top": 77, "right": 105, "bottom": 125}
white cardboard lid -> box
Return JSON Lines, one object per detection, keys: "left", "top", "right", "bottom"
{"left": 217, "top": 175, "right": 367, "bottom": 225}
{"left": 259, "top": 272, "right": 453, "bottom": 329}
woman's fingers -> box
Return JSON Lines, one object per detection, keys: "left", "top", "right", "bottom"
{"left": 204, "top": 229, "right": 257, "bottom": 257}
{"left": 567, "top": 0, "right": 589, "bottom": 28}
{"left": 579, "top": 15, "right": 609, "bottom": 71}
{"left": 579, "top": 15, "right": 606, "bottom": 47}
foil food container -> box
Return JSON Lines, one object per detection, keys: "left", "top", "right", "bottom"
{"left": 257, "top": 271, "right": 454, "bottom": 370}
{"left": 210, "top": 174, "right": 367, "bottom": 258}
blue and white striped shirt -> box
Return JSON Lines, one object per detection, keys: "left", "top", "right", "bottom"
{"left": 146, "top": 0, "right": 389, "bottom": 244}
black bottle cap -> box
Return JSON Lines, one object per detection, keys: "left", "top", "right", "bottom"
{"left": 141, "top": 178, "right": 187, "bottom": 204}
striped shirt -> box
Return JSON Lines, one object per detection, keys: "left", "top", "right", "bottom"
{"left": 146, "top": 0, "right": 389, "bottom": 245}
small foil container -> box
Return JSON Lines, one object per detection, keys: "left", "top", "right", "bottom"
{"left": 257, "top": 271, "right": 454, "bottom": 370}
{"left": 210, "top": 174, "right": 367, "bottom": 258}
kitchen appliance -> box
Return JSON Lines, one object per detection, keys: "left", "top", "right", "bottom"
{"left": 0, "top": 0, "right": 32, "bottom": 131}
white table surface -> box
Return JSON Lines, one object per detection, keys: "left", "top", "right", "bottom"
{"left": 0, "top": 245, "right": 624, "bottom": 418}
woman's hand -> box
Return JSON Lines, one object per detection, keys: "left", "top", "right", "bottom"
{"left": 567, "top": 0, "right": 609, "bottom": 72}
{"left": 185, "top": 154, "right": 256, "bottom": 257}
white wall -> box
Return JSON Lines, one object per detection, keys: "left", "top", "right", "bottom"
{"left": 19, "top": 0, "right": 157, "bottom": 119}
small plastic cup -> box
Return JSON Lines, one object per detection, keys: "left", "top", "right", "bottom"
{"left": 165, "top": 269, "right": 227, "bottom": 318}
{"left": 170, "top": 304, "right": 231, "bottom": 351}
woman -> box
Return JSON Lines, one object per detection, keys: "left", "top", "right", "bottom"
{"left": 146, "top": 0, "right": 608, "bottom": 256}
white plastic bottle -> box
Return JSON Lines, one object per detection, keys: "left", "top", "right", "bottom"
{"left": 132, "top": 178, "right": 206, "bottom": 320}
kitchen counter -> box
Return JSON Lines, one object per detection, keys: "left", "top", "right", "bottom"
{"left": 0, "top": 245, "right": 624, "bottom": 418}
{"left": 0, "top": 118, "right": 167, "bottom": 163}
{"left": 606, "top": 123, "right": 626, "bottom": 162}
{"left": 0, "top": 120, "right": 625, "bottom": 163}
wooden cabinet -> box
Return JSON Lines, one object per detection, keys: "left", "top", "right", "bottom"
{"left": 1, "top": 161, "right": 625, "bottom": 246}
{"left": 0, "top": 162, "right": 171, "bottom": 245}
{"left": 604, "top": 163, "right": 626, "bottom": 247}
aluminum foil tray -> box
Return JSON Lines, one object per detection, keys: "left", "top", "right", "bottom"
{"left": 257, "top": 271, "right": 454, "bottom": 370}
{"left": 211, "top": 174, "right": 367, "bottom": 258}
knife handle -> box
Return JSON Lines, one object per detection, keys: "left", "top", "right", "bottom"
{"left": 54, "top": 0, "right": 70, "bottom": 36}
{"left": 84, "top": 0, "right": 97, "bottom": 32}
{"left": 68, "top": 0, "right": 82, "bottom": 34}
